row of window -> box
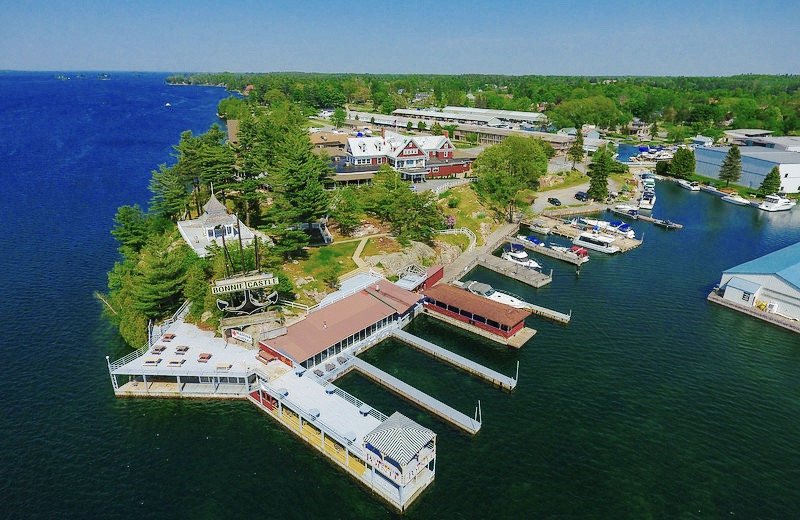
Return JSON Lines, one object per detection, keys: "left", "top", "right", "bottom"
{"left": 302, "top": 316, "right": 395, "bottom": 368}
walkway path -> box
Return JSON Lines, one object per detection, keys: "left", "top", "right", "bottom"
{"left": 442, "top": 222, "right": 519, "bottom": 283}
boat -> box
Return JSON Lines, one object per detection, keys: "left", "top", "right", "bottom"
{"left": 501, "top": 244, "right": 542, "bottom": 269}
{"left": 572, "top": 232, "right": 620, "bottom": 254}
{"left": 463, "top": 281, "right": 530, "bottom": 309}
{"left": 639, "top": 190, "right": 656, "bottom": 210}
{"left": 580, "top": 218, "right": 635, "bottom": 239}
{"left": 758, "top": 194, "right": 796, "bottom": 212}
{"left": 721, "top": 193, "right": 750, "bottom": 205}
{"left": 678, "top": 180, "right": 700, "bottom": 191}
{"left": 517, "top": 235, "right": 545, "bottom": 246}
{"left": 550, "top": 244, "right": 590, "bottom": 260}
{"left": 653, "top": 218, "right": 679, "bottom": 230}
{"left": 528, "top": 219, "right": 551, "bottom": 235}
{"left": 610, "top": 204, "right": 639, "bottom": 220}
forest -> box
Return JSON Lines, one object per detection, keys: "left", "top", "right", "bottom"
{"left": 168, "top": 72, "right": 800, "bottom": 138}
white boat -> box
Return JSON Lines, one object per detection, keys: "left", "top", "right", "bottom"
{"left": 528, "top": 219, "right": 551, "bottom": 235}
{"left": 550, "top": 244, "right": 590, "bottom": 260}
{"left": 580, "top": 218, "right": 635, "bottom": 239}
{"left": 721, "top": 193, "right": 750, "bottom": 205}
{"left": 572, "top": 232, "right": 620, "bottom": 254}
{"left": 678, "top": 180, "right": 700, "bottom": 191}
{"left": 463, "top": 281, "right": 530, "bottom": 309}
{"left": 517, "top": 235, "right": 546, "bottom": 246}
{"left": 501, "top": 244, "right": 542, "bottom": 269}
{"left": 638, "top": 191, "right": 656, "bottom": 210}
{"left": 758, "top": 194, "right": 796, "bottom": 212}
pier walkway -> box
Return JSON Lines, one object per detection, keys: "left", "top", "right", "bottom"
{"left": 509, "top": 236, "right": 589, "bottom": 267}
{"left": 350, "top": 357, "right": 482, "bottom": 434}
{"left": 391, "top": 329, "right": 517, "bottom": 391}
{"left": 474, "top": 254, "right": 553, "bottom": 287}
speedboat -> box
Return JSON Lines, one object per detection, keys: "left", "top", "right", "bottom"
{"left": 517, "top": 235, "right": 545, "bottom": 246}
{"left": 551, "top": 244, "right": 590, "bottom": 260}
{"left": 678, "top": 180, "right": 700, "bottom": 191}
{"left": 721, "top": 193, "right": 750, "bottom": 205}
{"left": 528, "top": 219, "right": 551, "bottom": 235}
{"left": 758, "top": 194, "right": 796, "bottom": 212}
{"left": 653, "top": 218, "right": 679, "bottom": 230}
{"left": 580, "top": 218, "right": 635, "bottom": 239}
{"left": 501, "top": 244, "right": 542, "bottom": 269}
{"left": 639, "top": 191, "right": 656, "bottom": 210}
{"left": 463, "top": 281, "right": 531, "bottom": 309}
{"left": 572, "top": 232, "right": 620, "bottom": 254}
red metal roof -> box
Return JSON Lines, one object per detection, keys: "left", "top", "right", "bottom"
{"left": 423, "top": 284, "right": 530, "bottom": 327}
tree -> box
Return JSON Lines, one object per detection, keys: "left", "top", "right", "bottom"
{"left": 406, "top": 121, "right": 414, "bottom": 131}
{"left": 650, "top": 121, "right": 659, "bottom": 138}
{"left": 472, "top": 136, "right": 548, "bottom": 222}
{"left": 331, "top": 107, "right": 346, "bottom": 128}
{"left": 668, "top": 148, "right": 695, "bottom": 179}
{"left": 149, "top": 163, "right": 190, "bottom": 220}
{"left": 718, "top": 145, "right": 742, "bottom": 187}
{"left": 330, "top": 187, "right": 363, "bottom": 236}
{"left": 111, "top": 205, "right": 149, "bottom": 253}
{"left": 417, "top": 121, "right": 427, "bottom": 132}
{"left": 758, "top": 166, "right": 782, "bottom": 196}
{"left": 586, "top": 145, "right": 615, "bottom": 200}
{"left": 430, "top": 122, "right": 443, "bottom": 135}
{"left": 567, "top": 132, "right": 584, "bottom": 170}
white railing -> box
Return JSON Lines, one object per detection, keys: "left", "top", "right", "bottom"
{"left": 437, "top": 227, "right": 477, "bottom": 252}
{"left": 433, "top": 177, "right": 474, "bottom": 196}
{"left": 110, "top": 300, "right": 193, "bottom": 370}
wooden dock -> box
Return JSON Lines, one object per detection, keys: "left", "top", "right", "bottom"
{"left": 508, "top": 236, "right": 589, "bottom": 267}
{"left": 476, "top": 254, "right": 552, "bottom": 287}
{"left": 350, "top": 357, "right": 482, "bottom": 434}
{"left": 391, "top": 329, "right": 517, "bottom": 391}
{"left": 421, "top": 308, "right": 536, "bottom": 348}
{"left": 540, "top": 216, "right": 643, "bottom": 253}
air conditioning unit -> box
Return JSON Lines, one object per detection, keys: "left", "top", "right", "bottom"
{"left": 766, "top": 302, "right": 779, "bottom": 313}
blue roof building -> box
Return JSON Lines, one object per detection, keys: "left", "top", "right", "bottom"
{"left": 695, "top": 146, "right": 800, "bottom": 193}
{"left": 718, "top": 241, "right": 800, "bottom": 322}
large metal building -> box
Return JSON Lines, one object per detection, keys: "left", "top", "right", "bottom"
{"left": 695, "top": 146, "right": 800, "bottom": 193}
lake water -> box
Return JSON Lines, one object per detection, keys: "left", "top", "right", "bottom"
{"left": 2, "top": 72, "right": 799, "bottom": 519}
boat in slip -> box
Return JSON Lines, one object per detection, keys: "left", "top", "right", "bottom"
{"left": 462, "top": 280, "right": 531, "bottom": 309}
{"left": 501, "top": 244, "right": 542, "bottom": 270}
{"left": 678, "top": 179, "right": 700, "bottom": 191}
{"left": 611, "top": 204, "right": 639, "bottom": 219}
{"left": 580, "top": 218, "right": 635, "bottom": 239}
{"left": 528, "top": 218, "right": 551, "bottom": 235}
{"left": 758, "top": 194, "right": 796, "bottom": 212}
{"left": 721, "top": 193, "right": 750, "bottom": 205}
{"left": 572, "top": 232, "right": 620, "bottom": 254}
{"left": 517, "top": 235, "right": 546, "bottom": 246}
{"left": 550, "top": 244, "right": 590, "bottom": 260}
{"left": 639, "top": 191, "right": 656, "bottom": 210}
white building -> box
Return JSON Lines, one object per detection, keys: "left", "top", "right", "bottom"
{"left": 177, "top": 194, "right": 258, "bottom": 257}
{"left": 718, "top": 241, "right": 800, "bottom": 321}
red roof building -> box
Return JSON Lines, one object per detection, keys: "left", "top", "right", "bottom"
{"left": 422, "top": 284, "right": 530, "bottom": 338}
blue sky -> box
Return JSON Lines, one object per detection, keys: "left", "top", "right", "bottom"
{"left": 2, "top": 0, "right": 798, "bottom": 75}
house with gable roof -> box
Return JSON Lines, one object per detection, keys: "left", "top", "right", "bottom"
{"left": 176, "top": 193, "right": 260, "bottom": 257}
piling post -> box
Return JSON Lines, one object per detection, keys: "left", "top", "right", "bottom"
{"left": 515, "top": 361, "right": 520, "bottom": 382}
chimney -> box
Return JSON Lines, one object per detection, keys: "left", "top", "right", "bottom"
{"left": 443, "top": 130, "right": 449, "bottom": 138}
{"left": 381, "top": 128, "right": 386, "bottom": 139}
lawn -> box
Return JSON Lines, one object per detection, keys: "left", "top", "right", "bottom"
{"left": 538, "top": 169, "right": 588, "bottom": 191}
{"left": 438, "top": 185, "right": 500, "bottom": 245}
{"left": 282, "top": 241, "right": 360, "bottom": 305}
{"left": 436, "top": 232, "right": 472, "bottom": 251}
{"left": 361, "top": 235, "right": 402, "bottom": 257}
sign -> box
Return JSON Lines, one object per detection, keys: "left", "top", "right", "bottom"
{"left": 231, "top": 329, "right": 253, "bottom": 344}
{"left": 211, "top": 273, "right": 278, "bottom": 295}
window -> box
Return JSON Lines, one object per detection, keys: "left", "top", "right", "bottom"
{"left": 742, "top": 292, "right": 751, "bottom": 301}
{"left": 432, "top": 167, "right": 439, "bottom": 173}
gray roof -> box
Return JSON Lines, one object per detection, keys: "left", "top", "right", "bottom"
{"left": 200, "top": 194, "right": 235, "bottom": 227}
{"left": 724, "top": 241, "right": 800, "bottom": 291}
{"left": 698, "top": 146, "right": 800, "bottom": 165}
{"left": 363, "top": 411, "right": 435, "bottom": 466}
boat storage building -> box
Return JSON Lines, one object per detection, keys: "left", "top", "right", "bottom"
{"left": 718, "top": 241, "right": 800, "bottom": 321}
{"left": 695, "top": 146, "right": 800, "bottom": 193}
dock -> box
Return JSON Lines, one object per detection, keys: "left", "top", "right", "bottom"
{"left": 350, "top": 357, "right": 482, "bottom": 434}
{"left": 539, "top": 216, "right": 643, "bottom": 252}
{"left": 391, "top": 329, "right": 517, "bottom": 391}
{"left": 421, "top": 307, "right": 536, "bottom": 348}
{"left": 508, "top": 236, "right": 589, "bottom": 267}
{"left": 475, "top": 254, "right": 553, "bottom": 287}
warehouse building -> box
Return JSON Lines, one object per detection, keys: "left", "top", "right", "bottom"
{"left": 695, "top": 146, "right": 800, "bottom": 193}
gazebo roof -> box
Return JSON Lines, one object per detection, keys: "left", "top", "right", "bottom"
{"left": 199, "top": 194, "right": 236, "bottom": 227}
{"left": 363, "top": 412, "right": 435, "bottom": 466}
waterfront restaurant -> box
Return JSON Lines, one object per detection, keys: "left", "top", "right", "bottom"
{"left": 260, "top": 280, "right": 423, "bottom": 369}
{"left": 422, "top": 284, "right": 531, "bottom": 339}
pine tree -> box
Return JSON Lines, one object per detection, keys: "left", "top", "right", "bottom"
{"left": 668, "top": 148, "right": 696, "bottom": 179}
{"left": 587, "top": 146, "right": 612, "bottom": 201}
{"left": 719, "top": 145, "right": 742, "bottom": 187}
{"left": 567, "top": 132, "right": 584, "bottom": 170}
{"left": 758, "top": 166, "right": 782, "bottom": 196}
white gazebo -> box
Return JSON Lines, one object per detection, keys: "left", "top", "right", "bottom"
{"left": 177, "top": 194, "right": 258, "bottom": 257}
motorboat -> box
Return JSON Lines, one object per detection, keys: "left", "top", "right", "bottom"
{"left": 678, "top": 180, "right": 700, "bottom": 191}
{"left": 639, "top": 191, "right": 656, "bottom": 210}
{"left": 550, "top": 244, "right": 590, "bottom": 260}
{"left": 653, "top": 218, "right": 679, "bottom": 230}
{"left": 758, "top": 194, "right": 796, "bottom": 212}
{"left": 721, "top": 193, "right": 750, "bottom": 205}
{"left": 580, "top": 217, "right": 635, "bottom": 239}
{"left": 501, "top": 244, "right": 542, "bottom": 269}
{"left": 572, "top": 232, "right": 620, "bottom": 254}
{"left": 463, "top": 281, "right": 531, "bottom": 310}
{"left": 528, "top": 218, "right": 551, "bottom": 235}
{"left": 517, "top": 235, "right": 545, "bottom": 246}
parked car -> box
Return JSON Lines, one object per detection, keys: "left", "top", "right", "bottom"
{"left": 574, "top": 191, "right": 589, "bottom": 202}
{"left": 547, "top": 197, "right": 562, "bottom": 206}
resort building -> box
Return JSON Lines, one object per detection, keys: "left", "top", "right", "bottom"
{"left": 694, "top": 146, "right": 800, "bottom": 193}
{"left": 442, "top": 106, "right": 548, "bottom": 126}
{"left": 176, "top": 193, "right": 259, "bottom": 257}
{"left": 422, "top": 284, "right": 531, "bottom": 341}
{"left": 259, "top": 279, "right": 423, "bottom": 369}
{"left": 714, "top": 241, "right": 800, "bottom": 324}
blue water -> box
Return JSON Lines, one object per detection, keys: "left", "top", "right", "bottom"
{"left": 2, "top": 72, "right": 800, "bottom": 519}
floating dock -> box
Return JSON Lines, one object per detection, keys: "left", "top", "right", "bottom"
{"left": 540, "top": 216, "right": 643, "bottom": 253}
{"left": 350, "top": 357, "right": 482, "bottom": 434}
{"left": 508, "top": 237, "right": 589, "bottom": 267}
{"left": 476, "top": 254, "right": 553, "bottom": 287}
{"left": 391, "top": 329, "right": 517, "bottom": 391}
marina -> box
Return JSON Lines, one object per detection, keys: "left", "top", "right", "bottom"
{"left": 510, "top": 235, "right": 590, "bottom": 266}
{"left": 474, "top": 253, "right": 553, "bottom": 287}
{"left": 537, "top": 215, "right": 643, "bottom": 252}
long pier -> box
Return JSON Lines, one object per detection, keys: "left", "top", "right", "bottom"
{"left": 508, "top": 236, "right": 589, "bottom": 267}
{"left": 350, "top": 357, "right": 482, "bottom": 434}
{"left": 391, "top": 329, "right": 517, "bottom": 391}
{"left": 475, "top": 254, "right": 553, "bottom": 287}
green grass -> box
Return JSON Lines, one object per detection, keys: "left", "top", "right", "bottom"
{"left": 436, "top": 232, "right": 471, "bottom": 251}
{"left": 438, "top": 186, "right": 500, "bottom": 245}
{"left": 538, "top": 169, "right": 588, "bottom": 191}
{"left": 300, "top": 242, "right": 359, "bottom": 275}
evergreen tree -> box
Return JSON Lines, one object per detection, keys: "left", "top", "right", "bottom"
{"left": 111, "top": 205, "right": 149, "bottom": 253}
{"left": 430, "top": 122, "right": 443, "bottom": 135}
{"left": 758, "top": 166, "right": 782, "bottom": 196}
{"left": 567, "top": 132, "right": 584, "bottom": 170}
{"left": 719, "top": 145, "right": 742, "bottom": 187}
{"left": 587, "top": 146, "right": 613, "bottom": 201}
{"left": 330, "top": 107, "right": 346, "bottom": 128}
{"left": 668, "top": 148, "right": 696, "bottom": 179}
{"left": 149, "top": 163, "right": 190, "bottom": 220}
{"left": 330, "top": 187, "right": 363, "bottom": 236}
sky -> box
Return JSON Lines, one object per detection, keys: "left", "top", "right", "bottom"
{"left": 2, "top": 0, "right": 799, "bottom": 76}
